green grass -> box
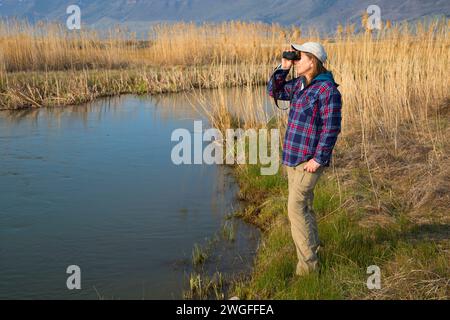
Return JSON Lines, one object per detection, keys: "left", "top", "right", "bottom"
{"left": 221, "top": 221, "right": 236, "bottom": 242}
{"left": 192, "top": 243, "right": 209, "bottom": 267}
{"left": 184, "top": 272, "right": 225, "bottom": 300}
{"left": 229, "top": 163, "right": 449, "bottom": 299}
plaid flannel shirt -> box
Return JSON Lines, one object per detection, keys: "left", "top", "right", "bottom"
{"left": 267, "top": 68, "right": 342, "bottom": 167}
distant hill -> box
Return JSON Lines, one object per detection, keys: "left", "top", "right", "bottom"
{"left": 0, "top": 0, "right": 448, "bottom": 36}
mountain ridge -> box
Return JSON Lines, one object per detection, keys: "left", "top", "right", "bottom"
{"left": 0, "top": 0, "right": 448, "bottom": 35}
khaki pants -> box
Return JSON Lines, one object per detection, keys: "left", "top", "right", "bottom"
{"left": 286, "top": 161, "right": 325, "bottom": 275}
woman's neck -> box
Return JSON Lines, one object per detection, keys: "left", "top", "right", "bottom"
{"left": 304, "top": 72, "right": 314, "bottom": 86}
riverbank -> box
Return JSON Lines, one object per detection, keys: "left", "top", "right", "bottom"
{"left": 0, "top": 20, "right": 284, "bottom": 110}
{"left": 176, "top": 19, "right": 449, "bottom": 299}
{"left": 0, "top": 64, "right": 270, "bottom": 110}
{"left": 179, "top": 86, "right": 448, "bottom": 299}
{"left": 226, "top": 106, "right": 449, "bottom": 299}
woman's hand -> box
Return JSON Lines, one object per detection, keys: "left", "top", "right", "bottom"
{"left": 303, "top": 159, "right": 321, "bottom": 173}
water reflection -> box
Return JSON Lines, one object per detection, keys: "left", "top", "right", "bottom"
{"left": 0, "top": 89, "right": 261, "bottom": 299}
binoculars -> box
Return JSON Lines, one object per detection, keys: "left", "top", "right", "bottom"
{"left": 282, "top": 51, "right": 300, "bottom": 60}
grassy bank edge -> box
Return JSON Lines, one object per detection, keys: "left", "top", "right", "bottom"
{"left": 225, "top": 152, "right": 448, "bottom": 300}
{"left": 0, "top": 64, "right": 271, "bottom": 110}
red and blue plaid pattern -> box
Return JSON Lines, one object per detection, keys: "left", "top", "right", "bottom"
{"left": 267, "top": 68, "right": 342, "bottom": 167}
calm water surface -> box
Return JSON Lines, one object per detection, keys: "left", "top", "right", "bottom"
{"left": 0, "top": 89, "right": 272, "bottom": 299}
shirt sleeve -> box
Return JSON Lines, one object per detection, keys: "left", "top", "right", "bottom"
{"left": 313, "top": 86, "right": 342, "bottom": 166}
{"left": 267, "top": 67, "right": 296, "bottom": 101}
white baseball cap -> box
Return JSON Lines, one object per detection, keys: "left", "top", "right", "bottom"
{"left": 291, "top": 42, "right": 327, "bottom": 64}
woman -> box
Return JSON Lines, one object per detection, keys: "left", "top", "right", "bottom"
{"left": 267, "top": 42, "right": 342, "bottom": 276}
